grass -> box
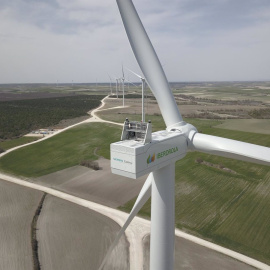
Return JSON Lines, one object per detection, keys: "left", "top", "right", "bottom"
{"left": 0, "top": 137, "right": 39, "bottom": 151}
{"left": 0, "top": 123, "right": 121, "bottom": 177}
{"left": 176, "top": 152, "right": 270, "bottom": 263}
{"left": 216, "top": 119, "right": 270, "bottom": 135}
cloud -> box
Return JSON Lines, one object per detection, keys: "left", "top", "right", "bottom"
{"left": 0, "top": 0, "right": 119, "bottom": 35}
{"left": 0, "top": 0, "right": 270, "bottom": 83}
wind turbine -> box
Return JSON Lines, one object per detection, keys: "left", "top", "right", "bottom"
{"left": 121, "top": 65, "right": 125, "bottom": 107}
{"left": 107, "top": 74, "right": 113, "bottom": 95}
{"left": 101, "top": 1, "right": 270, "bottom": 270}
{"left": 127, "top": 68, "right": 146, "bottom": 122}
{"left": 112, "top": 75, "right": 119, "bottom": 98}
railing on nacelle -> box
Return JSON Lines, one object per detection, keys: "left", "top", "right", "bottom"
{"left": 121, "top": 118, "right": 152, "bottom": 144}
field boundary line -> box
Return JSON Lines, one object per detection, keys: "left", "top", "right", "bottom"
{"left": 31, "top": 193, "right": 46, "bottom": 270}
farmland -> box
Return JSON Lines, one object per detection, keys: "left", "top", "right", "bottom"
{"left": 38, "top": 195, "right": 129, "bottom": 270}
{"left": 98, "top": 96, "right": 270, "bottom": 123}
{"left": 216, "top": 119, "right": 270, "bottom": 134}
{"left": 0, "top": 82, "right": 270, "bottom": 265}
{"left": 0, "top": 136, "right": 38, "bottom": 151}
{"left": 0, "top": 83, "right": 113, "bottom": 100}
{"left": 0, "top": 180, "right": 43, "bottom": 270}
{"left": 171, "top": 81, "right": 270, "bottom": 104}
{"left": 0, "top": 123, "right": 121, "bottom": 177}
{"left": 0, "top": 118, "right": 269, "bottom": 264}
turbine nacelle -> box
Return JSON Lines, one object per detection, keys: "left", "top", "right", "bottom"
{"left": 111, "top": 125, "right": 187, "bottom": 179}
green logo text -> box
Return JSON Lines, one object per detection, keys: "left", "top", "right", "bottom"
{"left": 157, "top": 147, "right": 178, "bottom": 159}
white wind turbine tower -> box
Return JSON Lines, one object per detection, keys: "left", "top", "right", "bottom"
{"left": 121, "top": 65, "right": 125, "bottom": 107}
{"left": 118, "top": 78, "right": 122, "bottom": 98}
{"left": 100, "top": 1, "right": 270, "bottom": 270}
{"left": 107, "top": 74, "right": 113, "bottom": 95}
{"left": 127, "top": 68, "right": 146, "bottom": 122}
{"left": 112, "top": 76, "right": 119, "bottom": 98}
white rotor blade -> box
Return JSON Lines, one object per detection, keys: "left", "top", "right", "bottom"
{"left": 190, "top": 132, "right": 270, "bottom": 166}
{"left": 126, "top": 67, "right": 144, "bottom": 80}
{"left": 98, "top": 173, "right": 152, "bottom": 270}
{"left": 125, "top": 79, "right": 139, "bottom": 88}
{"left": 116, "top": 0, "right": 183, "bottom": 128}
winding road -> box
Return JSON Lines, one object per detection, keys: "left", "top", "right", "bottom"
{"left": 0, "top": 95, "right": 269, "bottom": 270}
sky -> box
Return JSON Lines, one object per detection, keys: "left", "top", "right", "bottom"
{"left": 0, "top": 0, "right": 270, "bottom": 84}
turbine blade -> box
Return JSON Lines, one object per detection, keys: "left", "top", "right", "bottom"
{"left": 98, "top": 173, "right": 152, "bottom": 270}
{"left": 190, "top": 133, "right": 270, "bottom": 166}
{"left": 116, "top": 0, "right": 183, "bottom": 127}
{"left": 126, "top": 67, "right": 143, "bottom": 80}
{"left": 125, "top": 79, "right": 139, "bottom": 88}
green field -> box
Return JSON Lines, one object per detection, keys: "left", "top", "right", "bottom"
{"left": 0, "top": 123, "right": 121, "bottom": 177}
{"left": 216, "top": 119, "right": 270, "bottom": 135}
{"left": 96, "top": 111, "right": 166, "bottom": 131}
{"left": 0, "top": 137, "right": 39, "bottom": 151}
{"left": 0, "top": 118, "right": 269, "bottom": 264}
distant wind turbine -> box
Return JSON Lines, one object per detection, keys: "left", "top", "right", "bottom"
{"left": 121, "top": 65, "right": 125, "bottom": 107}
{"left": 127, "top": 68, "right": 146, "bottom": 122}
{"left": 107, "top": 74, "right": 113, "bottom": 95}
{"left": 112, "top": 75, "right": 119, "bottom": 98}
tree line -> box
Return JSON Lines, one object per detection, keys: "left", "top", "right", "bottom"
{"left": 0, "top": 95, "right": 105, "bottom": 140}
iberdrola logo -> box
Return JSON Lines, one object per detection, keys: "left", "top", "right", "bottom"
{"left": 147, "top": 153, "right": 155, "bottom": 164}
